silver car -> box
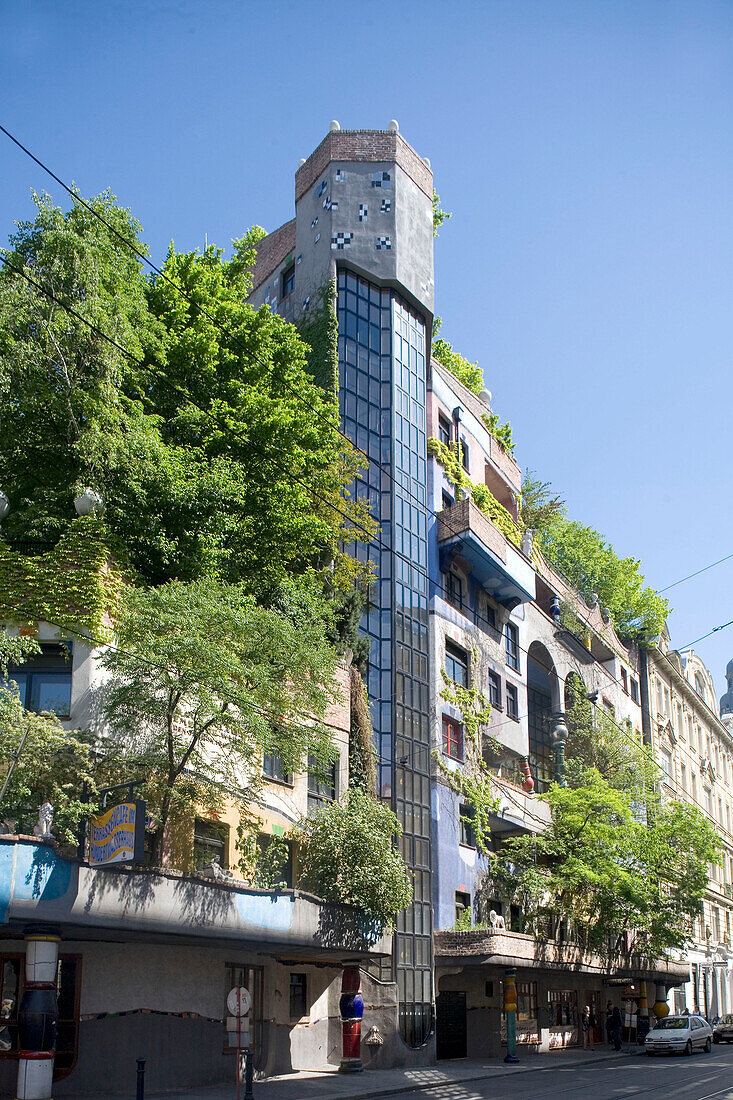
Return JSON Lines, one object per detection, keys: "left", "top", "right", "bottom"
{"left": 645, "top": 1014, "right": 713, "bottom": 1056}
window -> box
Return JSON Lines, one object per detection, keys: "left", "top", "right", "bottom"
{"left": 460, "top": 438, "right": 470, "bottom": 472}
{"left": 505, "top": 623, "right": 520, "bottom": 671}
{"left": 281, "top": 264, "right": 295, "bottom": 298}
{"left": 307, "top": 755, "right": 337, "bottom": 812}
{"left": 263, "top": 752, "right": 291, "bottom": 784}
{"left": 459, "top": 804, "right": 475, "bottom": 848}
{"left": 455, "top": 890, "right": 471, "bottom": 923}
{"left": 225, "top": 965, "right": 263, "bottom": 1059}
{"left": 438, "top": 414, "right": 452, "bottom": 447}
{"left": 5, "top": 644, "right": 72, "bottom": 718}
{"left": 506, "top": 683, "right": 519, "bottom": 720}
{"left": 630, "top": 677, "right": 640, "bottom": 704}
{"left": 256, "top": 834, "right": 293, "bottom": 888}
{"left": 289, "top": 973, "right": 307, "bottom": 1019}
{"left": 446, "top": 571, "right": 463, "bottom": 610}
{"left": 620, "top": 668, "right": 628, "bottom": 694}
{"left": 488, "top": 670, "right": 502, "bottom": 708}
{"left": 442, "top": 715, "right": 463, "bottom": 760}
{"left": 445, "top": 640, "right": 469, "bottom": 686}
{"left": 681, "top": 763, "right": 687, "bottom": 792}
{"left": 442, "top": 490, "right": 455, "bottom": 511}
{"left": 193, "top": 818, "right": 229, "bottom": 871}
{"left": 661, "top": 751, "right": 673, "bottom": 783}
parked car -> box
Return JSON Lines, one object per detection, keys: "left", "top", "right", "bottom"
{"left": 645, "top": 1015, "right": 713, "bottom": 1056}
{"left": 713, "top": 1014, "right": 733, "bottom": 1043}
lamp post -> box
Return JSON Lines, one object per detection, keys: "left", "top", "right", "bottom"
{"left": 551, "top": 714, "right": 568, "bottom": 788}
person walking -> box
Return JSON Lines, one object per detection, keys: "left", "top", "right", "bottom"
{"left": 612, "top": 1004, "right": 623, "bottom": 1051}
{"left": 582, "top": 1006, "right": 594, "bottom": 1049}
{"left": 605, "top": 1001, "right": 614, "bottom": 1046}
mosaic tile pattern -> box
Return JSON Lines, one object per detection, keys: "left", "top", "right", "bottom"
{"left": 371, "top": 171, "right": 391, "bottom": 188}
{"left": 359, "top": 204, "right": 368, "bottom": 221}
{"left": 323, "top": 196, "right": 339, "bottom": 211}
{"left": 335, "top": 169, "right": 345, "bottom": 182}
{"left": 314, "top": 233, "right": 321, "bottom": 243}
{"left": 331, "top": 231, "right": 354, "bottom": 250}
{"left": 381, "top": 198, "right": 391, "bottom": 213}
{"left": 296, "top": 254, "right": 302, "bottom": 265}
{"left": 302, "top": 295, "right": 311, "bottom": 310}
{"left": 376, "top": 235, "right": 392, "bottom": 250}
{"left": 317, "top": 179, "right": 328, "bottom": 197}
{"left": 311, "top": 217, "right": 318, "bottom": 229}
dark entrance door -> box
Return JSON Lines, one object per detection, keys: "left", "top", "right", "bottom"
{"left": 436, "top": 991, "right": 467, "bottom": 1059}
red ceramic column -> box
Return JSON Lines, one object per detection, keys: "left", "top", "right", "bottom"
{"left": 339, "top": 965, "right": 364, "bottom": 1073}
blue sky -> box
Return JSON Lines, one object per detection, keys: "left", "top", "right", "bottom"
{"left": 3, "top": 0, "right": 732, "bottom": 692}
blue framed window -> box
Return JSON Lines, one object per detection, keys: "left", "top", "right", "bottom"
{"left": 5, "top": 644, "right": 72, "bottom": 718}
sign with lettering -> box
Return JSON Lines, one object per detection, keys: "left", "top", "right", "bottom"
{"left": 89, "top": 801, "right": 145, "bottom": 865}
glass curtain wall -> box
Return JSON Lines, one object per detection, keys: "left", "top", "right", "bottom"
{"left": 337, "top": 269, "right": 433, "bottom": 1048}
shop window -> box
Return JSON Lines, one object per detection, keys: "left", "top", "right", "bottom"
{"left": 505, "top": 623, "right": 519, "bottom": 671}
{"left": 548, "top": 989, "right": 577, "bottom": 1026}
{"left": 281, "top": 264, "right": 295, "bottom": 298}
{"left": 193, "top": 818, "right": 229, "bottom": 871}
{"left": 289, "top": 973, "right": 307, "bottom": 1019}
{"left": 307, "top": 755, "right": 337, "bottom": 812}
{"left": 506, "top": 683, "right": 519, "bottom": 720}
{"left": 225, "top": 964, "right": 264, "bottom": 1064}
{"left": 438, "top": 414, "right": 452, "bottom": 447}
{"left": 263, "top": 752, "right": 291, "bottom": 784}
{"left": 442, "top": 716, "right": 463, "bottom": 760}
{"left": 489, "top": 670, "right": 502, "bottom": 708}
{"left": 445, "top": 640, "right": 468, "bottom": 687}
{"left": 455, "top": 890, "right": 471, "bottom": 923}
{"left": 459, "top": 803, "right": 475, "bottom": 848}
{"left": 446, "top": 571, "right": 463, "bottom": 610}
{"left": 5, "top": 644, "right": 72, "bottom": 718}
{"left": 0, "top": 954, "right": 80, "bottom": 1080}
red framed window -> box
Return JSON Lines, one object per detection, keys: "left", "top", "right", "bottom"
{"left": 442, "top": 716, "right": 463, "bottom": 760}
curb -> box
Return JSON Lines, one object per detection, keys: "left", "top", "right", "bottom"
{"left": 286, "top": 1049, "right": 638, "bottom": 1100}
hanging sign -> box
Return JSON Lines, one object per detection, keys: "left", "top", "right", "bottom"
{"left": 88, "top": 800, "right": 145, "bottom": 865}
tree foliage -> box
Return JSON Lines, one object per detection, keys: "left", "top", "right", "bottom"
{"left": 488, "top": 703, "right": 720, "bottom": 958}
{"left": 294, "top": 787, "right": 412, "bottom": 930}
{"left": 0, "top": 192, "right": 373, "bottom": 591}
{"left": 432, "top": 190, "right": 452, "bottom": 238}
{"left": 98, "top": 575, "right": 341, "bottom": 865}
{"left": 520, "top": 470, "right": 566, "bottom": 535}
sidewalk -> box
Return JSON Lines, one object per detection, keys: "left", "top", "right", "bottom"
{"left": 139, "top": 1046, "right": 640, "bottom": 1100}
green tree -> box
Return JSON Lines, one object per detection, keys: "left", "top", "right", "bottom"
{"left": 99, "top": 575, "right": 341, "bottom": 865}
{"left": 294, "top": 787, "right": 412, "bottom": 930}
{"left": 432, "top": 190, "right": 452, "bottom": 238}
{"left": 520, "top": 470, "right": 566, "bottom": 536}
{"left": 0, "top": 683, "right": 99, "bottom": 849}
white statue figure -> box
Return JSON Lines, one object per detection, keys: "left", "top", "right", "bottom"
{"left": 33, "top": 802, "right": 54, "bottom": 841}
{"left": 489, "top": 909, "right": 506, "bottom": 931}
{"left": 200, "top": 856, "right": 234, "bottom": 882}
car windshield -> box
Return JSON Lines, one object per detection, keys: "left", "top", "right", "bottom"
{"left": 654, "top": 1017, "right": 689, "bottom": 1030}
{"left": 717, "top": 1015, "right": 733, "bottom": 1025}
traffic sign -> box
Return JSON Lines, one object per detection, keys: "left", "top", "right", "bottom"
{"left": 227, "top": 986, "right": 251, "bottom": 1017}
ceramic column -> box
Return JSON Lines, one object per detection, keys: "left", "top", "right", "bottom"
{"left": 339, "top": 965, "right": 363, "bottom": 1073}
{"left": 637, "top": 980, "right": 649, "bottom": 1043}
{"left": 551, "top": 715, "right": 568, "bottom": 788}
{"left": 504, "top": 968, "right": 519, "bottom": 1064}
{"left": 652, "top": 983, "right": 669, "bottom": 1019}
{"left": 16, "top": 930, "right": 59, "bottom": 1100}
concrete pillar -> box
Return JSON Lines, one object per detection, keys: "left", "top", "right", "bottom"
{"left": 503, "top": 968, "right": 519, "bottom": 1064}
{"left": 338, "top": 965, "right": 363, "bottom": 1073}
{"left": 16, "top": 930, "right": 59, "bottom": 1100}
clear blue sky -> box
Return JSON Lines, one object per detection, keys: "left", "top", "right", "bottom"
{"left": 3, "top": 0, "right": 732, "bottom": 693}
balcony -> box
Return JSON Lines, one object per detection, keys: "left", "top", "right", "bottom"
{"left": 437, "top": 498, "right": 534, "bottom": 610}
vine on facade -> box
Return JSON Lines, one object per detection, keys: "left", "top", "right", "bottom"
{"left": 429, "top": 437, "right": 522, "bottom": 547}
{"left": 298, "top": 279, "right": 339, "bottom": 397}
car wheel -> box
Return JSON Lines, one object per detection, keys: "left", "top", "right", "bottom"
{"left": 685, "top": 1040, "right": 693, "bottom": 1056}
{"left": 713, "top": 1034, "right": 720, "bottom": 1043}
{"left": 705, "top": 1037, "right": 712, "bottom": 1053}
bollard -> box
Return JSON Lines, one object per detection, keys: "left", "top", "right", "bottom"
{"left": 136, "top": 1057, "right": 146, "bottom": 1100}
{"left": 244, "top": 1047, "right": 254, "bottom": 1100}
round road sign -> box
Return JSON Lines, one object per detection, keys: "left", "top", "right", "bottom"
{"left": 227, "top": 986, "right": 251, "bottom": 1017}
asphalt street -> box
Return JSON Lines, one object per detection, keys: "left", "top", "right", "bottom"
{"left": 384, "top": 1047, "right": 733, "bottom": 1100}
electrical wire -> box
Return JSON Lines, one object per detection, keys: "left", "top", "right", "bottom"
{"left": 656, "top": 553, "right": 733, "bottom": 596}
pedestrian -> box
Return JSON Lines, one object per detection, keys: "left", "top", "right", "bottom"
{"left": 605, "top": 1001, "right": 614, "bottom": 1046}
{"left": 582, "top": 1006, "right": 594, "bottom": 1049}
{"left": 612, "top": 1004, "right": 623, "bottom": 1051}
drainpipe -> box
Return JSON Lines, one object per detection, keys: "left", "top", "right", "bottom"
{"left": 639, "top": 647, "right": 653, "bottom": 747}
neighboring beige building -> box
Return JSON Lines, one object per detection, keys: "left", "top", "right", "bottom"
{"left": 643, "top": 634, "right": 733, "bottom": 1016}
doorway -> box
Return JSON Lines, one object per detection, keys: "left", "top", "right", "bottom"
{"left": 436, "top": 990, "right": 467, "bottom": 1059}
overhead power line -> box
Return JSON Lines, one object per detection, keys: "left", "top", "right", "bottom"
{"left": 657, "top": 552, "right": 733, "bottom": 595}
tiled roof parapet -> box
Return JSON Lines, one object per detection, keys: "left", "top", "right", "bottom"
{"left": 296, "top": 130, "right": 433, "bottom": 203}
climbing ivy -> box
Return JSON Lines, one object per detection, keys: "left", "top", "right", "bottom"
{"left": 428, "top": 438, "right": 522, "bottom": 547}
{"left": 298, "top": 280, "right": 339, "bottom": 397}
{"left": 435, "top": 664, "right": 501, "bottom": 856}
{"left": 480, "top": 411, "right": 514, "bottom": 455}
{"left": 430, "top": 326, "right": 514, "bottom": 454}
{"left": 0, "top": 517, "right": 121, "bottom": 638}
